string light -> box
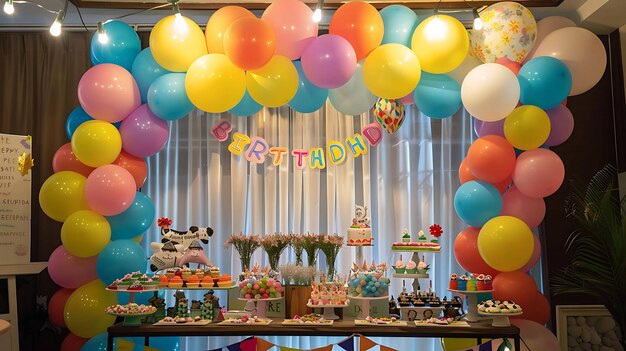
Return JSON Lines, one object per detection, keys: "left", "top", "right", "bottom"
{"left": 171, "top": 1, "right": 187, "bottom": 32}
{"left": 3, "top": 0, "right": 14, "bottom": 15}
{"left": 473, "top": 8, "right": 484, "bottom": 30}
{"left": 97, "top": 21, "right": 108, "bottom": 44}
{"left": 49, "top": 0, "right": 67, "bottom": 37}
{"left": 312, "top": 0, "right": 324, "bottom": 23}
{"left": 425, "top": 8, "right": 445, "bottom": 41}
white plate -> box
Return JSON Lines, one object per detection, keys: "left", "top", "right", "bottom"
{"left": 282, "top": 319, "right": 334, "bottom": 326}
{"left": 354, "top": 319, "right": 407, "bottom": 326}
{"left": 218, "top": 319, "right": 273, "bottom": 326}
{"left": 153, "top": 319, "right": 212, "bottom": 326}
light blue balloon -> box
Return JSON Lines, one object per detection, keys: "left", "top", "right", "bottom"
{"left": 131, "top": 48, "right": 171, "bottom": 103}
{"left": 106, "top": 192, "right": 155, "bottom": 240}
{"left": 413, "top": 72, "right": 462, "bottom": 119}
{"left": 289, "top": 61, "right": 328, "bottom": 113}
{"left": 147, "top": 73, "right": 194, "bottom": 121}
{"left": 518, "top": 56, "right": 572, "bottom": 110}
{"left": 96, "top": 240, "right": 146, "bottom": 284}
{"left": 229, "top": 90, "right": 262, "bottom": 117}
{"left": 90, "top": 20, "right": 141, "bottom": 71}
{"left": 66, "top": 107, "right": 120, "bottom": 139}
{"left": 454, "top": 180, "right": 502, "bottom": 227}
{"left": 380, "top": 5, "right": 421, "bottom": 47}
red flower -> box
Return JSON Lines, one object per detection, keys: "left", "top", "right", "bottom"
{"left": 429, "top": 224, "right": 443, "bottom": 238}
{"left": 157, "top": 217, "right": 172, "bottom": 228}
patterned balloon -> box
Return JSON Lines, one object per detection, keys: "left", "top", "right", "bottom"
{"left": 374, "top": 98, "right": 405, "bottom": 134}
{"left": 471, "top": 2, "right": 537, "bottom": 63}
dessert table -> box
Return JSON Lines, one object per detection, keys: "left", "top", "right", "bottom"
{"left": 106, "top": 318, "right": 520, "bottom": 351}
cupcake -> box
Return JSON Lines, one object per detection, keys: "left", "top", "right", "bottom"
{"left": 449, "top": 274, "right": 458, "bottom": 290}
{"left": 414, "top": 298, "right": 425, "bottom": 307}
{"left": 158, "top": 275, "right": 169, "bottom": 288}
{"left": 169, "top": 276, "right": 184, "bottom": 288}
{"left": 401, "top": 229, "right": 411, "bottom": 243}
{"left": 417, "top": 261, "right": 429, "bottom": 274}
{"left": 165, "top": 269, "right": 176, "bottom": 279}
{"left": 218, "top": 274, "right": 233, "bottom": 287}
{"left": 398, "top": 293, "right": 411, "bottom": 307}
{"left": 186, "top": 275, "right": 200, "bottom": 288}
{"left": 466, "top": 278, "right": 477, "bottom": 291}
{"left": 107, "top": 279, "right": 121, "bottom": 290}
{"left": 128, "top": 281, "right": 144, "bottom": 291}
{"left": 484, "top": 275, "right": 493, "bottom": 290}
{"left": 417, "top": 230, "right": 427, "bottom": 242}
{"left": 201, "top": 276, "right": 215, "bottom": 287}
{"left": 394, "top": 256, "right": 406, "bottom": 274}
{"left": 405, "top": 260, "right": 417, "bottom": 274}
{"left": 209, "top": 267, "right": 220, "bottom": 279}
{"left": 195, "top": 269, "right": 205, "bottom": 280}
{"left": 476, "top": 274, "right": 486, "bottom": 291}
{"left": 458, "top": 275, "right": 468, "bottom": 291}
{"left": 117, "top": 280, "right": 132, "bottom": 291}
{"left": 181, "top": 267, "right": 192, "bottom": 281}
{"left": 145, "top": 278, "right": 159, "bottom": 290}
{"left": 138, "top": 274, "right": 150, "bottom": 283}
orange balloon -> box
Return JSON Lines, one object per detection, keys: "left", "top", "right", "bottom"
{"left": 460, "top": 157, "right": 511, "bottom": 193}
{"left": 205, "top": 6, "right": 255, "bottom": 54}
{"left": 329, "top": 1, "right": 384, "bottom": 61}
{"left": 466, "top": 135, "right": 516, "bottom": 184}
{"left": 224, "top": 17, "right": 276, "bottom": 70}
{"left": 511, "top": 292, "right": 550, "bottom": 325}
{"left": 112, "top": 150, "right": 147, "bottom": 189}
{"left": 52, "top": 143, "right": 95, "bottom": 178}
{"left": 454, "top": 227, "right": 501, "bottom": 277}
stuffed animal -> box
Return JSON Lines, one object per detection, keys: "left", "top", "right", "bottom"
{"left": 149, "top": 241, "right": 182, "bottom": 272}
{"left": 158, "top": 217, "right": 213, "bottom": 248}
{"left": 177, "top": 240, "right": 213, "bottom": 267}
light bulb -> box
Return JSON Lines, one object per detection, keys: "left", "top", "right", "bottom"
{"left": 97, "top": 21, "right": 108, "bottom": 44}
{"left": 425, "top": 15, "right": 445, "bottom": 41}
{"left": 312, "top": 8, "right": 322, "bottom": 23}
{"left": 49, "top": 20, "right": 62, "bottom": 37}
{"left": 472, "top": 9, "right": 483, "bottom": 31}
{"left": 174, "top": 13, "right": 187, "bottom": 32}
{"left": 3, "top": 0, "right": 14, "bottom": 15}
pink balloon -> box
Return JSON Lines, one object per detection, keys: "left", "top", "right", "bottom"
{"left": 496, "top": 57, "right": 521, "bottom": 76}
{"left": 399, "top": 92, "right": 415, "bottom": 106}
{"left": 48, "top": 245, "right": 98, "bottom": 289}
{"left": 473, "top": 118, "right": 505, "bottom": 138}
{"left": 513, "top": 149, "right": 565, "bottom": 198}
{"left": 501, "top": 186, "right": 546, "bottom": 228}
{"left": 525, "top": 16, "right": 577, "bottom": 64}
{"left": 119, "top": 104, "right": 170, "bottom": 158}
{"left": 85, "top": 165, "right": 137, "bottom": 216}
{"left": 77, "top": 63, "right": 141, "bottom": 123}
{"left": 509, "top": 319, "right": 559, "bottom": 349}
{"left": 521, "top": 234, "right": 541, "bottom": 272}
{"left": 544, "top": 105, "right": 574, "bottom": 146}
{"left": 52, "top": 143, "right": 95, "bottom": 177}
{"left": 301, "top": 34, "right": 357, "bottom": 89}
{"left": 261, "top": 0, "right": 318, "bottom": 60}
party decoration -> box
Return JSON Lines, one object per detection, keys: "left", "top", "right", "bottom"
{"left": 518, "top": 56, "right": 572, "bottom": 109}
{"left": 309, "top": 148, "right": 326, "bottom": 169}
{"left": 245, "top": 137, "right": 270, "bottom": 163}
{"left": 64, "top": 280, "right": 117, "bottom": 338}
{"left": 77, "top": 63, "right": 141, "bottom": 123}
{"left": 525, "top": 16, "right": 577, "bottom": 64}
{"left": 531, "top": 26, "right": 606, "bottom": 96}
{"left": 292, "top": 149, "right": 309, "bottom": 170}
{"left": 495, "top": 57, "right": 521, "bottom": 76}
{"left": 478, "top": 215, "right": 534, "bottom": 272}
{"left": 65, "top": 106, "right": 94, "bottom": 140}
{"left": 269, "top": 147, "right": 288, "bottom": 166}
{"left": 205, "top": 6, "right": 255, "bottom": 54}
{"left": 492, "top": 270, "right": 538, "bottom": 308}
{"left": 501, "top": 186, "right": 545, "bottom": 229}
{"left": 301, "top": 34, "right": 357, "bottom": 89}
{"left": 466, "top": 135, "right": 516, "bottom": 183}
{"left": 511, "top": 319, "right": 558, "bottom": 348}
{"left": 85, "top": 164, "right": 137, "bottom": 216}
{"left": 461, "top": 63, "right": 520, "bottom": 122}
{"left": 261, "top": 0, "right": 318, "bottom": 60}
{"left": 544, "top": 105, "right": 574, "bottom": 146}
{"left": 211, "top": 119, "right": 233, "bottom": 142}
{"left": 96, "top": 239, "right": 147, "bottom": 285}
{"left": 49, "top": 288, "right": 73, "bottom": 328}
{"left": 185, "top": 54, "right": 246, "bottom": 113}
{"left": 411, "top": 14, "right": 468, "bottom": 74}
{"left": 471, "top": 2, "right": 537, "bottom": 63}
{"left": 131, "top": 48, "right": 171, "bottom": 103}
{"left": 52, "top": 142, "right": 94, "bottom": 177}
{"left": 106, "top": 192, "right": 156, "bottom": 241}
{"left": 224, "top": 17, "right": 276, "bottom": 70}
{"left": 413, "top": 72, "right": 461, "bottom": 118}
{"left": 246, "top": 55, "right": 299, "bottom": 107}
{"left": 48, "top": 246, "right": 98, "bottom": 289}
{"left": 289, "top": 60, "right": 328, "bottom": 113}
{"left": 329, "top": 1, "right": 384, "bottom": 60}
{"left": 147, "top": 73, "right": 195, "bottom": 121}
{"left": 327, "top": 141, "right": 346, "bottom": 165}
{"left": 119, "top": 104, "right": 170, "bottom": 158}
{"left": 503, "top": 105, "right": 551, "bottom": 150}
{"left": 149, "top": 15, "right": 208, "bottom": 72}
{"left": 363, "top": 43, "right": 421, "bottom": 99}
{"left": 473, "top": 118, "right": 504, "bottom": 138}
{"left": 361, "top": 123, "right": 383, "bottom": 147}
{"left": 177, "top": 240, "right": 214, "bottom": 267}
{"left": 458, "top": 158, "right": 511, "bottom": 193}
{"left": 520, "top": 234, "right": 541, "bottom": 272}
{"left": 158, "top": 218, "right": 213, "bottom": 247}
{"left": 149, "top": 241, "right": 181, "bottom": 271}
{"left": 399, "top": 93, "right": 414, "bottom": 106}
{"left": 228, "top": 133, "right": 251, "bottom": 156}
{"left": 90, "top": 20, "right": 141, "bottom": 71}
{"left": 329, "top": 61, "right": 376, "bottom": 115}
{"left": 61, "top": 210, "right": 111, "bottom": 257}
{"left": 61, "top": 333, "right": 88, "bottom": 351}
{"left": 71, "top": 120, "right": 122, "bottom": 168}
{"left": 513, "top": 148, "right": 565, "bottom": 198}
{"left": 39, "top": 171, "right": 89, "bottom": 222}
{"left": 453, "top": 227, "right": 500, "bottom": 276}
{"left": 454, "top": 180, "right": 502, "bottom": 227}
{"left": 374, "top": 98, "right": 405, "bottom": 134}
{"left": 112, "top": 150, "right": 148, "bottom": 189}
{"left": 511, "top": 293, "right": 550, "bottom": 325}
{"left": 448, "top": 51, "right": 481, "bottom": 85}
{"left": 230, "top": 90, "right": 263, "bottom": 117}
{"left": 380, "top": 5, "right": 420, "bottom": 47}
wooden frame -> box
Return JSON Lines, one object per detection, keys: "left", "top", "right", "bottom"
{"left": 555, "top": 305, "right": 613, "bottom": 351}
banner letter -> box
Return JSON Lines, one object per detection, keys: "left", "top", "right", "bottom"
{"left": 245, "top": 137, "right": 269, "bottom": 163}
{"left": 309, "top": 147, "right": 326, "bottom": 169}
{"left": 211, "top": 119, "right": 232, "bottom": 142}
{"left": 291, "top": 149, "right": 309, "bottom": 170}
{"left": 346, "top": 134, "right": 368, "bottom": 157}
{"left": 228, "top": 132, "right": 250, "bottom": 156}
{"left": 327, "top": 141, "right": 346, "bottom": 165}
{"left": 269, "top": 147, "right": 288, "bottom": 166}
{"left": 361, "top": 122, "right": 383, "bottom": 146}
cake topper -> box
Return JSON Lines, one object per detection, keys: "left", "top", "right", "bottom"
{"left": 157, "top": 217, "right": 214, "bottom": 248}
{"left": 352, "top": 205, "right": 371, "bottom": 228}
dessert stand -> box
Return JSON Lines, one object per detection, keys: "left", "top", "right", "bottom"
{"left": 238, "top": 297, "right": 283, "bottom": 319}
{"left": 107, "top": 311, "right": 156, "bottom": 326}
{"left": 448, "top": 289, "right": 494, "bottom": 322}
{"left": 349, "top": 295, "right": 389, "bottom": 319}
{"left": 306, "top": 302, "right": 349, "bottom": 320}
{"left": 478, "top": 312, "right": 523, "bottom": 327}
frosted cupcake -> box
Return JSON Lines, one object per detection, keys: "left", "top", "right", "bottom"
{"left": 405, "top": 260, "right": 417, "bottom": 274}
{"left": 417, "top": 261, "right": 429, "bottom": 274}
{"left": 181, "top": 267, "right": 192, "bottom": 281}
{"left": 394, "top": 257, "right": 406, "bottom": 274}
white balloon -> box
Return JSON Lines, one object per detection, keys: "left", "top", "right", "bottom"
{"left": 524, "top": 16, "right": 576, "bottom": 63}
{"left": 461, "top": 63, "right": 520, "bottom": 122}
{"left": 329, "top": 61, "right": 377, "bottom": 115}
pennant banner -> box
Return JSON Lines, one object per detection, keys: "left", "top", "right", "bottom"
{"left": 257, "top": 337, "right": 275, "bottom": 351}
{"left": 241, "top": 338, "right": 258, "bottom": 351}
{"left": 337, "top": 336, "right": 355, "bottom": 351}
{"left": 379, "top": 346, "right": 397, "bottom": 351}
{"left": 359, "top": 336, "right": 377, "bottom": 351}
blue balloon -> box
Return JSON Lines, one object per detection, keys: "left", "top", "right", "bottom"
{"left": 106, "top": 192, "right": 155, "bottom": 240}
{"left": 289, "top": 61, "right": 328, "bottom": 113}
{"left": 518, "top": 56, "right": 572, "bottom": 110}
{"left": 96, "top": 240, "right": 146, "bottom": 284}
{"left": 229, "top": 90, "right": 262, "bottom": 117}
{"left": 454, "top": 180, "right": 502, "bottom": 227}
{"left": 380, "top": 5, "right": 421, "bottom": 47}
{"left": 90, "top": 20, "right": 141, "bottom": 71}
{"left": 413, "top": 72, "right": 462, "bottom": 119}
{"left": 66, "top": 106, "right": 94, "bottom": 140}
{"left": 131, "top": 48, "right": 171, "bottom": 103}
{"left": 147, "top": 73, "right": 194, "bottom": 121}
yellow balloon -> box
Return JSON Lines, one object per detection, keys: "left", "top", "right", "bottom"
{"left": 149, "top": 15, "right": 208, "bottom": 72}
{"left": 61, "top": 210, "right": 111, "bottom": 257}
{"left": 504, "top": 105, "right": 551, "bottom": 150}
{"left": 246, "top": 55, "right": 299, "bottom": 107}
{"left": 64, "top": 279, "right": 117, "bottom": 338}
{"left": 185, "top": 54, "right": 246, "bottom": 113}
{"left": 411, "top": 15, "right": 469, "bottom": 74}
{"left": 363, "top": 43, "right": 421, "bottom": 99}
{"left": 131, "top": 234, "right": 144, "bottom": 244}
{"left": 478, "top": 216, "right": 534, "bottom": 272}
{"left": 71, "top": 120, "right": 122, "bottom": 167}
{"left": 441, "top": 338, "right": 482, "bottom": 351}
{"left": 39, "top": 171, "right": 89, "bottom": 222}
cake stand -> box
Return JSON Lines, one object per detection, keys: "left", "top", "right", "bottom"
{"left": 478, "top": 312, "right": 523, "bottom": 327}
{"left": 448, "top": 289, "right": 494, "bottom": 322}
{"left": 349, "top": 295, "right": 388, "bottom": 319}
{"left": 106, "top": 287, "right": 158, "bottom": 303}
{"left": 107, "top": 310, "right": 156, "bottom": 326}
{"left": 306, "top": 302, "right": 349, "bottom": 320}
{"left": 238, "top": 297, "right": 283, "bottom": 319}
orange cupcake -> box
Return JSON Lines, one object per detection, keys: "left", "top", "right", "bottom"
{"left": 186, "top": 274, "right": 200, "bottom": 288}
{"left": 168, "top": 276, "right": 183, "bottom": 288}
{"left": 158, "top": 275, "right": 169, "bottom": 288}
{"left": 217, "top": 274, "right": 233, "bottom": 287}
{"left": 201, "top": 276, "right": 214, "bottom": 288}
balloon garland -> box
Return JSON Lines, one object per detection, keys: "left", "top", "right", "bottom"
{"left": 39, "top": 0, "right": 607, "bottom": 343}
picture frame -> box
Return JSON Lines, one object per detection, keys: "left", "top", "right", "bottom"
{"left": 555, "top": 305, "right": 614, "bottom": 351}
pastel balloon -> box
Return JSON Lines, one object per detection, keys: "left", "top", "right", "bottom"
{"left": 65, "top": 106, "right": 93, "bottom": 140}
{"left": 501, "top": 186, "right": 546, "bottom": 229}
{"left": 492, "top": 270, "right": 538, "bottom": 308}
{"left": 149, "top": 15, "right": 208, "bottom": 72}
{"left": 301, "top": 34, "right": 357, "bottom": 89}
{"left": 90, "top": 20, "right": 141, "bottom": 71}
{"left": 224, "top": 17, "right": 275, "bottom": 70}
{"left": 64, "top": 280, "right": 117, "bottom": 338}
{"left": 119, "top": 104, "right": 170, "bottom": 158}
{"left": 495, "top": 57, "right": 521, "bottom": 76}
{"left": 466, "top": 135, "right": 516, "bottom": 183}
{"left": 453, "top": 227, "right": 500, "bottom": 276}
{"left": 380, "top": 5, "right": 420, "bottom": 47}
{"left": 374, "top": 98, "right": 405, "bottom": 134}
{"left": 106, "top": 192, "right": 155, "bottom": 241}
{"left": 503, "top": 105, "right": 551, "bottom": 150}
{"left": 411, "top": 15, "right": 468, "bottom": 74}
{"left": 329, "top": 61, "right": 377, "bottom": 115}
{"left": 185, "top": 54, "right": 246, "bottom": 113}
{"left": 513, "top": 148, "right": 565, "bottom": 198}
{"left": 520, "top": 234, "right": 542, "bottom": 272}
{"left": 112, "top": 150, "right": 147, "bottom": 189}
{"left": 131, "top": 48, "right": 171, "bottom": 103}
{"left": 544, "top": 105, "right": 574, "bottom": 146}
{"left": 448, "top": 51, "right": 481, "bottom": 85}
{"left": 71, "top": 120, "right": 122, "bottom": 167}
{"left": 329, "top": 1, "right": 384, "bottom": 61}
{"left": 48, "top": 246, "right": 98, "bottom": 289}
{"left": 61, "top": 210, "right": 111, "bottom": 257}
{"left": 363, "top": 43, "right": 421, "bottom": 99}
{"left": 289, "top": 60, "right": 328, "bottom": 113}
{"left": 478, "top": 216, "right": 534, "bottom": 272}
{"left": 413, "top": 72, "right": 461, "bottom": 118}
{"left": 399, "top": 92, "right": 414, "bottom": 106}
{"left": 147, "top": 73, "right": 194, "bottom": 121}
{"left": 52, "top": 143, "right": 94, "bottom": 177}
{"left": 60, "top": 333, "right": 88, "bottom": 351}
{"left": 519, "top": 56, "right": 572, "bottom": 109}
{"left": 96, "top": 240, "right": 147, "bottom": 285}
{"left": 531, "top": 27, "right": 606, "bottom": 96}
{"left": 525, "top": 16, "right": 577, "bottom": 64}
{"left": 458, "top": 157, "right": 511, "bottom": 193}
{"left": 85, "top": 165, "right": 137, "bottom": 216}
{"left": 229, "top": 89, "right": 263, "bottom": 117}
{"left": 205, "top": 6, "right": 255, "bottom": 54}
{"left": 461, "top": 63, "right": 520, "bottom": 122}
{"left": 261, "top": 0, "right": 318, "bottom": 60}
{"left": 473, "top": 118, "right": 504, "bottom": 138}
{"left": 246, "top": 55, "right": 299, "bottom": 107}
{"left": 454, "top": 180, "right": 502, "bottom": 227}
{"left": 49, "top": 288, "right": 73, "bottom": 328}
{"left": 39, "top": 171, "right": 89, "bottom": 222}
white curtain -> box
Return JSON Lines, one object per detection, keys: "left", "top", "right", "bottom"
{"left": 143, "top": 103, "right": 474, "bottom": 351}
